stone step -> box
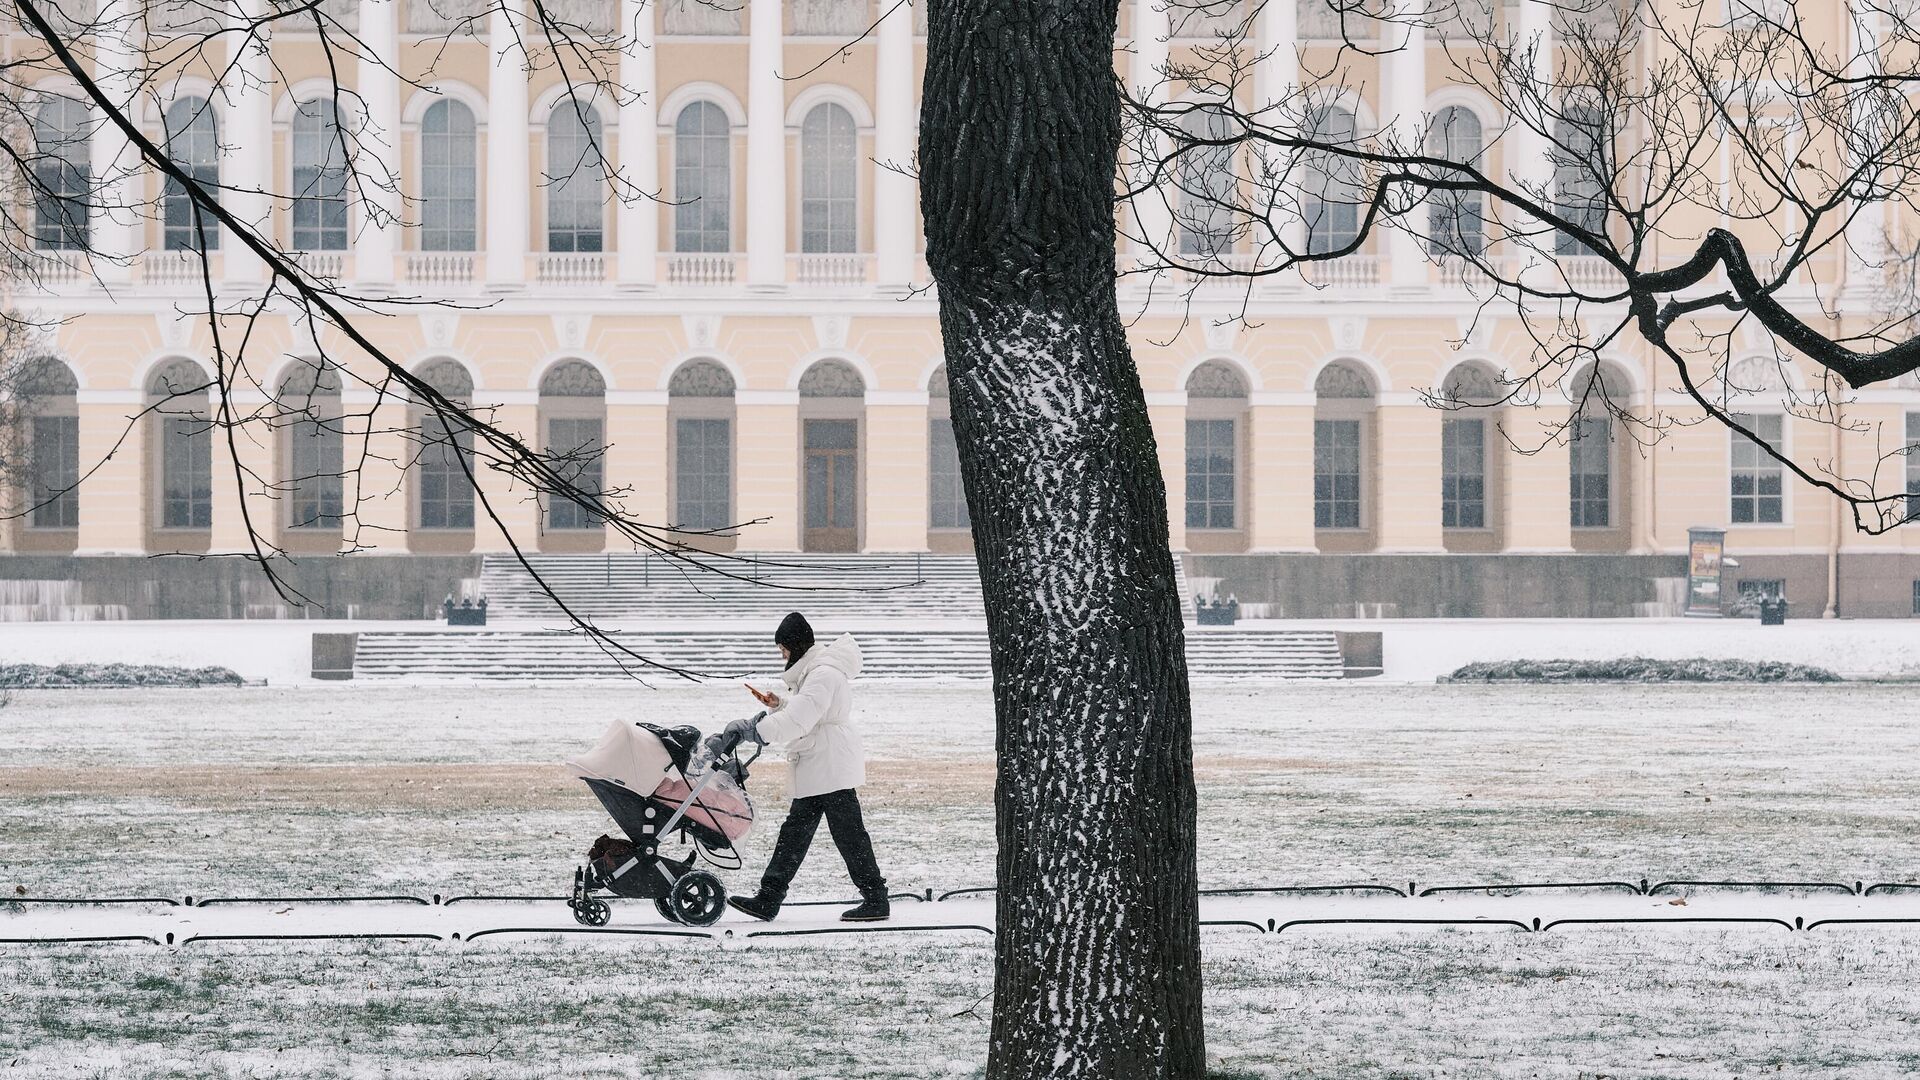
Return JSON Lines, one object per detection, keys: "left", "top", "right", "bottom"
{"left": 352, "top": 629, "right": 1346, "bottom": 682}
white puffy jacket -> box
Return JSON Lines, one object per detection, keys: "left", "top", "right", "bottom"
{"left": 757, "top": 634, "right": 865, "bottom": 799}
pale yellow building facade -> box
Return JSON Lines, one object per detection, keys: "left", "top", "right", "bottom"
{"left": 9, "top": 0, "right": 1920, "bottom": 617}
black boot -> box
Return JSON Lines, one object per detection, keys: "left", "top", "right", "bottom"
{"left": 728, "top": 893, "right": 782, "bottom": 921}
{"left": 840, "top": 891, "right": 890, "bottom": 922}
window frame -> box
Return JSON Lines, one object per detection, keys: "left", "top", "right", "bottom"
{"left": 148, "top": 362, "right": 215, "bottom": 531}
{"left": 290, "top": 98, "right": 351, "bottom": 252}
{"left": 418, "top": 98, "right": 479, "bottom": 253}
{"left": 1313, "top": 415, "right": 1365, "bottom": 530}
{"left": 673, "top": 100, "right": 734, "bottom": 254}
{"left": 798, "top": 101, "right": 860, "bottom": 255}
{"left": 544, "top": 99, "right": 608, "bottom": 254}
{"left": 1568, "top": 412, "right": 1615, "bottom": 530}
{"left": 1728, "top": 410, "right": 1788, "bottom": 526}
{"left": 161, "top": 96, "right": 221, "bottom": 253}
{"left": 1440, "top": 415, "right": 1489, "bottom": 530}
{"left": 32, "top": 94, "right": 92, "bottom": 252}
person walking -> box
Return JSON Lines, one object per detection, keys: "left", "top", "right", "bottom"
{"left": 723, "top": 612, "right": 890, "bottom": 923}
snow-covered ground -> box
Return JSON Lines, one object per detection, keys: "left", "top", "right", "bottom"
{"left": 4, "top": 615, "right": 1919, "bottom": 684}
{"left": 6, "top": 679, "right": 1920, "bottom": 1076}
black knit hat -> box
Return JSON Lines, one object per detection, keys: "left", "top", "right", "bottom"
{"left": 775, "top": 611, "right": 815, "bottom": 668}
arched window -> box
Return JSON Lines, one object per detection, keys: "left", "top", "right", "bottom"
{"left": 1177, "top": 105, "right": 1239, "bottom": 258}
{"left": 1568, "top": 362, "right": 1622, "bottom": 529}
{"left": 32, "top": 95, "right": 91, "bottom": 251}
{"left": 1302, "top": 105, "right": 1359, "bottom": 255}
{"left": 413, "top": 359, "right": 475, "bottom": 530}
{"left": 669, "top": 359, "right": 736, "bottom": 531}
{"left": 674, "top": 101, "right": 732, "bottom": 253}
{"left": 1185, "top": 361, "right": 1247, "bottom": 531}
{"left": 162, "top": 98, "right": 219, "bottom": 252}
{"left": 539, "top": 360, "right": 606, "bottom": 531}
{"left": 1425, "top": 106, "right": 1483, "bottom": 257}
{"left": 24, "top": 359, "right": 80, "bottom": 529}
{"left": 927, "top": 366, "right": 970, "bottom": 530}
{"left": 291, "top": 99, "right": 350, "bottom": 251}
{"left": 546, "top": 100, "right": 605, "bottom": 253}
{"left": 801, "top": 102, "right": 858, "bottom": 254}
{"left": 1439, "top": 362, "right": 1500, "bottom": 530}
{"left": 148, "top": 359, "right": 214, "bottom": 529}
{"left": 1313, "top": 361, "right": 1374, "bottom": 530}
{"left": 420, "top": 100, "right": 478, "bottom": 252}
{"left": 280, "top": 361, "right": 345, "bottom": 529}
{"left": 1554, "top": 106, "right": 1609, "bottom": 256}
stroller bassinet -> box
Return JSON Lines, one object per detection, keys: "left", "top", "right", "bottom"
{"left": 564, "top": 718, "right": 760, "bottom": 927}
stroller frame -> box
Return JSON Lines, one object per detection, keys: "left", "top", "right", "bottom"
{"left": 569, "top": 723, "right": 761, "bottom": 927}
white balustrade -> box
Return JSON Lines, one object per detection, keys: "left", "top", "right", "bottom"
{"left": 1300, "top": 254, "right": 1381, "bottom": 289}
{"left": 406, "top": 252, "right": 476, "bottom": 285}
{"left": 536, "top": 253, "right": 608, "bottom": 285}
{"left": 666, "top": 254, "right": 739, "bottom": 285}
{"left": 1558, "top": 254, "right": 1619, "bottom": 291}
{"left": 288, "top": 250, "right": 347, "bottom": 280}
{"left": 142, "top": 250, "right": 208, "bottom": 287}
{"left": 1178, "top": 251, "right": 1259, "bottom": 292}
{"left": 792, "top": 254, "right": 869, "bottom": 287}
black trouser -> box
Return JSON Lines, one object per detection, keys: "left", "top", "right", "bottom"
{"left": 758, "top": 788, "right": 886, "bottom": 903}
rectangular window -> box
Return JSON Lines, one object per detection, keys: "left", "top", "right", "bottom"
{"left": 1730, "top": 412, "right": 1785, "bottom": 525}
{"left": 161, "top": 416, "right": 213, "bottom": 528}
{"left": 1441, "top": 417, "right": 1486, "bottom": 529}
{"left": 1185, "top": 418, "right": 1237, "bottom": 530}
{"left": 1554, "top": 110, "right": 1609, "bottom": 256}
{"left": 929, "top": 417, "right": 971, "bottom": 529}
{"left": 417, "top": 417, "right": 475, "bottom": 530}
{"left": 30, "top": 415, "right": 79, "bottom": 529}
{"left": 287, "top": 417, "right": 344, "bottom": 529}
{"left": 546, "top": 416, "right": 605, "bottom": 530}
{"left": 675, "top": 417, "right": 732, "bottom": 530}
{"left": 1569, "top": 415, "right": 1612, "bottom": 528}
{"left": 1906, "top": 412, "right": 1920, "bottom": 525}
{"left": 1313, "top": 418, "right": 1361, "bottom": 529}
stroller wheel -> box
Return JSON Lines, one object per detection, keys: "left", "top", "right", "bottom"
{"left": 573, "top": 898, "right": 612, "bottom": 927}
{"left": 654, "top": 897, "right": 679, "bottom": 924}
{"left": 668, "top": 870, "right": 727, "bottom": 928}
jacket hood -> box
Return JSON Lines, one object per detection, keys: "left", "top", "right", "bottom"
{"left": 783, "top": 633, "right": 862, "bottom": 690}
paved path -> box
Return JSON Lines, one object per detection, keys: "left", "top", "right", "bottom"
{"left": 8, "top": 889, "right": 1919, "bottom": 945}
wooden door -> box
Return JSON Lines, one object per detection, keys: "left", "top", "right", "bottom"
{"left": 803, "top": 419, "right": 858, "bottom": 551}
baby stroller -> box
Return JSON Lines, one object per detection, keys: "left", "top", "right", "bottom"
{"left": 564, "top": 716, "right": 762, "bottom": 927}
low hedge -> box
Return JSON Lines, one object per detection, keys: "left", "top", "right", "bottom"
{"left": 1441, "top": 657, "right": 1842, "bottom": 684}
{"left": 0, "top": 663, "right": 245, "bottom": 689}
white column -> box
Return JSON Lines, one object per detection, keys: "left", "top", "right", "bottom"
{"left": 1510, "top": 0, "right": 1554, "bottom": 247}
{"left": 616, "top": 0, "right": 658, "bottom": 288}
{"left": 89, "top": 0, "right": 141, "bottom": 285}
{"left": 222, "top": 0, "right": 274, "bottom": 284}
{"left": 1255, "top": 0, "right": 1302, "bottom": 265}
{"left": 745, "top": 0, "right": 786, "bottom": 288}
{"left": 873, "top": 0, "right": 915, "bottom": 290}
{"left": 1842, "top": 2, "right": 1884, "bottom": 306}
{"left": 486, "top": 0, "right": 530, "bottom": 289}
{"left": 1386, "top": 5, "right": 1427, "bottom": 290}
{"left": 1128, "top": 0, "right": 1173, "bottom": 262}
{"left": 356, "top": 0, "right": 400, "bottom": 286}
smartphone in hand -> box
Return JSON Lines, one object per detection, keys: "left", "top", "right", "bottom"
{"left": 746, "top": 683, "right": 780, "bottom": 709}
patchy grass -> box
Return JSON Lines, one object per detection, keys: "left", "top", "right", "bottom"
{"left": 5, "top": 930, "right": 1920, "bottom": 1077}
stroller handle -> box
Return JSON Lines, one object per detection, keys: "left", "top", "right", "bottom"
{"left": 703, "top": 710, "right": 767, "bottom": 768}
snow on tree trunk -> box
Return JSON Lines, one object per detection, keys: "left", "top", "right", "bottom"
{"left": 918, "top": 2, "right": 1206, "bottom": 1076}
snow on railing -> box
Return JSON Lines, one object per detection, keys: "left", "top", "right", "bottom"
{"left": 667, "top": 254, "right": 738, "bottom": 286}
{"left": 536, "top": 253, "right": 606, "bottom": 286}
{"left": 406, "top": 253, "right": 476, "bottom": 285}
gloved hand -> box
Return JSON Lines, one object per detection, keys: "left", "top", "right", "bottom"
{"left": 723, "top": 714, "right": 766, "bottom": 747}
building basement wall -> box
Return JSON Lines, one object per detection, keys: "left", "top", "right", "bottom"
{"left": 0, "top": 555, "right": 483, "bottom": 620}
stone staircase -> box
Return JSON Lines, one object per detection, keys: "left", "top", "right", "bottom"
{"left": 478, "top": 553, "right": 1198, "bottom": 625}
{"left": 351, "top": 626, "right": 1348, "bottom": 682}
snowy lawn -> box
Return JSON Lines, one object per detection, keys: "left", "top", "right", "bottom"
{"left": 3, "top": 682, "right": 1918, "bottom": 897}
{"left": 6, "top": 681, "right": 1920, "bottom": 1077}
{"left": 6, "top": 929, "right": 1920, "bottom": 1078}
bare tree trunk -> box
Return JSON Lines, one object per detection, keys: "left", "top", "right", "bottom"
{"left": 919, "top": 2, "right": 1205, "bottom": 1076}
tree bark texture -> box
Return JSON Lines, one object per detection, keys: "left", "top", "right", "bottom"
{"left": 919, "top": 2, "right": 1206, "bottom": 1077}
